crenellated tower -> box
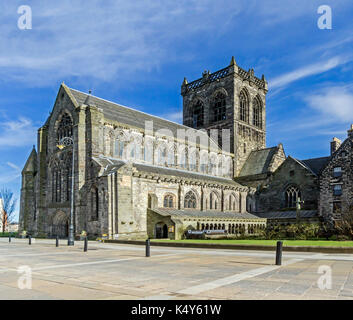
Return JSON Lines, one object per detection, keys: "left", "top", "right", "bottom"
{"left": 181, "top": 57, "right": 268, "bottom": 177}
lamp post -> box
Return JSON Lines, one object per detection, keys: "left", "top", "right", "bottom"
{"left": 57, "top": 136, "right": 75, "bottom": 246}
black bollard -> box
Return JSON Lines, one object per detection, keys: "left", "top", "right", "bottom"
{"left": 9, "top": 234, "right": 11, "bottom": 243}
{"left": 146, "top": 239, "right": 150, "bottom": 257}
{"left": 56, "top": 236, "right": 59, "bottom": 247}
{"left": 275, "top": 241, "right": 283, "bottom": 266}
{"left": 84, "top": 237, "right": 88, "bottom": 252}
{"left": 29, "top": 235, "right": 32, "bottom": 245}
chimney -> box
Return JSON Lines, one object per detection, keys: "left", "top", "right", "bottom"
{"left": 348, "top": 124, "right": 353, "bottom": 139}
{"left": 331, "top": 137, "right": 341, "bottom": 155}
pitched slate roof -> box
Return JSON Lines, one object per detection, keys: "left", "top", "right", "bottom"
{"left": 238, "top": 147, "right": 278, "bottom": 177}
{"left": 93, "top": 155, "right": 245, "bottom": 188}
{"left": 255, "top": 210, "right": 318, "bottom": 219}
{"left": 65, "top": 85, "right": 218, "bottom": 150}
{"left": 300, "top": 157, "right": 330, "bottom": 175}
{"left": 133, "top": 162, "right": 244, "bottom": 187}
{"left": 152, "top": 208, "right": 265, "bottom": 220}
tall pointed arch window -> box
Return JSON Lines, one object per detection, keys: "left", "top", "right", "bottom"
{"left": 163, "top": 194, "right": 175, "bottom": 208}
{"left": 253, "top": 96, "right": 263, "bottom": 128}
{"left": 285, "top": 186, "right": 301, "bottom": 208}
{"left": 184, "top": 191, "right": 197, "bottom": 209}
{"left": 192, "top": 100, "right": 204, "bottom": 128}
{"left": 209, "top": 192, "right": 219, "bottom": 210}
{"left": 239, "top": 90, "right": 249, "bottom": 123}
{"left": 213, "top": 92, "right": 226, "bottom": 122}
{"left": 57, "top": 113, "right": 73, "bottom": 142}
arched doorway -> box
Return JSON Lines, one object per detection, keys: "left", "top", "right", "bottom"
{"left": 163, "top": 224, "right": 168, "bottom": 238}
{"left": 52, "top": 211, "right": 69, "bottom": 238}
{"left": 155, "top": 222, "right": 168, "bottom": 239}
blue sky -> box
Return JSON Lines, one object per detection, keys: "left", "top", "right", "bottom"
{"left": 1, "top": 0, "right": 353, "bottom": 220}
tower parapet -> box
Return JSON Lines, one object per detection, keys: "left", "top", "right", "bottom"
{"left": 181, "top": 57, "right": 267, "bottom": 96}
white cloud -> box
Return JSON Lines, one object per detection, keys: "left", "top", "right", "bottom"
{"left": 0, "top": 163, "right": 21, "bottom": 184}
{"left": 269, "top": 57, "right": 349, "bottom": 89}
{"left": 2, "top": 0, "right": 351, "bottom": 86}
{"left": 305, "top": 86, "right": 353, "bottom": 122}
{"left": 6, "top": 162, "right": 21, "bottom": 171}
{"left": 160, "top": 111, "right": 183, "bottom": 123}
{"left": 0, "top": 0, "right": 248, "bottom": 86}
{"left": 0, "top": 118, "right": 37, "bottom": 148}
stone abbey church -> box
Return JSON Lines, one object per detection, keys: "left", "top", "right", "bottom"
{"left": 19, "top": 57, "right": 353, "bottom": 239}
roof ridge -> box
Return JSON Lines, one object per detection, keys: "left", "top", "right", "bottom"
{"left": 301, "top": 156, "right": 330, "bottom": 161}
{"left": 68, "top": 87, "right": 209, "bottom": 134}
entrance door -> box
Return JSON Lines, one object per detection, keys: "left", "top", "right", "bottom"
{"left": 52, "top": 222, "right": 68, "bottom": 238}
{"left": 163, "top": 224, "right": 168, "bottom": 238}
{"left": 52, "top": 211, "right": 69, "bottom": 239}
{"left": 155, "top": 223, "right": 168, "bottom": 239}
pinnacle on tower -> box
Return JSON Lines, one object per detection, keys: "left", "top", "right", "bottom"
{"left": 229, "top": 56, "right": 237, "bottom": 66}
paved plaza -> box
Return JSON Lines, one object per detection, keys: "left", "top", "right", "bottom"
{"left": 0, "top": 238, "right": 353, "bottom": 300}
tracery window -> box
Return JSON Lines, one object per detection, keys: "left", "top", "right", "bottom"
{"left": 285, "top": 186, "right": 301, "bottom": 208}
{"left": 213, "top": 93, "right": 226, "bottom": 122}
{"left": 163, "top": 194, "right": 175, "bottom": 208}
{"left": 184, "top": 191, "right": 197, "bottom": 209}
{"left": 57, "top": 113, "right": 73, "bottom": 142}
{"left": 253, "top": 97, "right": 262, "bottom": 128}
{"left": 192, "top": 100, "right": 204, "bottom": 128}
{"left": 239, "top": 90, "right": 249, "bottom": 123}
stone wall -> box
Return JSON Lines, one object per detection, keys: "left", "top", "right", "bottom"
{"left": 257, "top": 157, "right": 319, "bottom": 213}
{"left": 320, "top": 136, "right": 353, "bottom": 221}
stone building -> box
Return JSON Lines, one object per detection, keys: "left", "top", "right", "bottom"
{"left": 21, "top": 57, "right": 350, "bottom": 238}
{"left": 319, "top": 127, "right": 353, "bottom": 223}
{"left": 19, "top": 58, "right": 269, "bottom": 240}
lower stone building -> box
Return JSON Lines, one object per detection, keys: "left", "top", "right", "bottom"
{"left": 319, "top": 127, "right": 353, "bottom": 224}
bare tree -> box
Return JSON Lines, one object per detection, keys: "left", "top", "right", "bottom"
{"left": 0, "top": 188, "right": 17, "bottom": 233}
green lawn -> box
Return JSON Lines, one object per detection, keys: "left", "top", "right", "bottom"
{"left": 151, "top": 239, "right": 353, "bottom": 247}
